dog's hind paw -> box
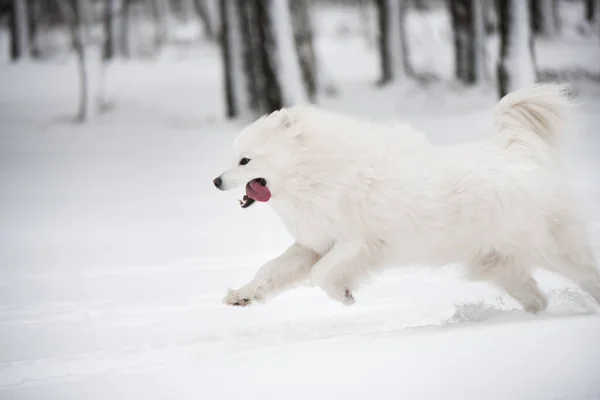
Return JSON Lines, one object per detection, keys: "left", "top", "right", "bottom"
{"left": 342, "top": 289, "right": 356, "bottom": 306}
{"left": 223, "top": 289, "right": 256, "bottom": 307}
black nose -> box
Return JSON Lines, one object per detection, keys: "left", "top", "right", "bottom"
{"left": 213, "top": 177, "right": 223, "bottom": 189}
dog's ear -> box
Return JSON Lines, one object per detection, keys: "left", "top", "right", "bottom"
{"left": 278, "top": 108, "right": 305, "bottom": 139}
{"left": 276, "top": 108, "right": 294, "bottom": 128}
{"left": 267, "top": 108, "right": 302, "bottom": 138}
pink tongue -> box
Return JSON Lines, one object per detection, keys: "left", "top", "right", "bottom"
{"left": 246, "top": 181, "right": 271, "bottom": 202}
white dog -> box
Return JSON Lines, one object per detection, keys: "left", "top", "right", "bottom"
{"left": 213, "top": 84, "right": 600, "bottom": 314}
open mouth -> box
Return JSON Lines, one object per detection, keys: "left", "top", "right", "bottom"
{"left": 239, "top": 178, "right": 271, "bottom": 208}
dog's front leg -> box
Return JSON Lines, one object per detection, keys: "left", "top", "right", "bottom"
{"left": 310, "top": 240, "right": 372, "bottom": 306}
{"left": 223, "top": 243, "right": 320, "bottom": 307}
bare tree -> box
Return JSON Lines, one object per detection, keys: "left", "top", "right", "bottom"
{"left": 78, "top": 0, "right": 93, "bottom": 40}
{"left": 220, "top": 0, "right": 253, "bottom": 118}
{"left": 180, "top": 0, "right": 195, "bottom": 23}
{"left": 193, "top": 0, "right": 218, "bottom": 40}
{"left": 151, "top": 0, "right": 169, "bottom": 49}
{"left": 10, "top": 0, "right": 30, "bottom": 61}
{"left": 100, "top": 0, "right": 119, "bottom": 110}
{"left": 120, "top": 0, "right": 131, "bottom": 57}
{"left": 220, "top": 0, "right": 311, "bottom": 118}
{"left": 530, "top": 0, "right": 560, "bottom": 37}
{"left": 449, "top": 0, "right": 475, "bottom": 83}
{"left": 55, "top": 0, "right": 95, "bottom": 122}
{"left": 290, "top": 0, "right": 317, "bottom": 101}
{"left": 497, "top": 0, "right": 536, "bottom": 98}
{"left": 269, "top": 0, "right": 308, "bottom": 105}
{"left": 358, "top": 0, "right": 375, "bottom": 48}
{"left": 586, "top": 0, "right": 600, "bottom": 23}
{"left": 484, "top": 0, "right": 498, "bottom": 33}
{"left": 473, "top": 0, "right": 488, "bottom": 82}
{"left": 103, "top": 0, "right": 117, "bottom": 61}
{"left": 449, "top": 0, "right": 488, "bottom": 84}
{"left": 28, "top": 0, "right": 43, "bottom": 58}
{"left": 412, "top": 0, "right": 432, "bottom": 10}
{"left": 376, "top": 0, "right": 410, "bottom": 84}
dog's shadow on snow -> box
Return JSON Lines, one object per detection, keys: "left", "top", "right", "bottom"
{"left": 440, "top": 287, "right": 598, "bottom": 328}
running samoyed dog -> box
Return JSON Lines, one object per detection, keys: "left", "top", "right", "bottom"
{"left": 213, "top": 84, "right": 600, "bottom": 314}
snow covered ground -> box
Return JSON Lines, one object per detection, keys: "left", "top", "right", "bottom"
{"left": 1, "top": 5, "right": 600, "bottom": 400}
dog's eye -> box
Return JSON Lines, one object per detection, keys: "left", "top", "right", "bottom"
{"left": 239, "top": 158, "right": 251, "bottom": 166}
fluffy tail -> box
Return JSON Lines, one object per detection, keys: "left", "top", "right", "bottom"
{"left": 494, "top": 84, "right": 572, "bottom": 147}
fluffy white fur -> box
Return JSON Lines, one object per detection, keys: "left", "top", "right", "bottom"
{"left": 216, "top": 84, "right": 600, "bottom": 313}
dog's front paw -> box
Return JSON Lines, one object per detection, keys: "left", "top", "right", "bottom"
{"left": 223, "top": 289, "right": 258, "bottom": 307}
{"left": 321, "top": 285, "right": 356, "bottom": 306}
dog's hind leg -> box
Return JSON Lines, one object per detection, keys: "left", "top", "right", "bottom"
{"left": 498, "top": 275, "right": 548, "bottom": 314}
{"left": 223, "top": 243, "right": 320, "bottom": 306}
{"left": 469, "top": 250, "right": 548, "bottom": 314}
{"left": 541, "top": 214, "right": 600, "bottom": 304}
{"left": 310, "top": 240, "right": 380, "bottom": 306}
{"left": 545, "top": 249, "right": 600, "bottom": 305}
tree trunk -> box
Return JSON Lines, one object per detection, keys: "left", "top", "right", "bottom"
{"left": 9, "top": 2, "right": 19, "bottom": 60}
{"left": 450, "top": 0, "right": 475, "bottom": 84}
{"left": 358, "top": 0, "right": 374, "bottom": 48}
{"left": 397, "top": 1, "right": 411, "bottom": 76}
{"left": 551, "top": 0, "right": 560, "bottom": 34}
{"left": 376, "top": 0, "right": 409, "bottom": 84}
{"left": 220, "top": 0, "right": 309, "bottom": 118}
{"left": 28, "top": 0, "right": 42, "bottom": 58}
{"left": 585, "top": 0, "right": 600, "bottom": 22}
{"left": 100, "top": 0, "right": 117, "bottom": 110}
{"left": 473, "top": 0, "right": 488, "bottom": 82}
{"left": 75, "top": 37, "right": 91, "bottom": 123}
{"left": 255, "top": 0, "right": 283, "bottom": 112}
{"left": 268, "top": 0, "right": 308, "bottom": 106}
{"left": 239, "top": 1, "right": 263, "bottom": 113}
{"left": 103, "top": 0, "right": 116, "bottom": 61}
{"left": 375, "top": 0, "right": 390, "bottom": 83}
{"left": 220, "top": 0, "right": 235, "bottom": 117}
{"left": 220, "top": 0, "right": 253, "bottom": 118}
{"left": 497, "top": 0, "right": 536, "bottom": 98}
{"left": 290, "top": 0, "right": 317, "bottom": 101}
{"left": 151, "top": 0, "right": 169, "bottom": 49}
{"left": 185, "top": 0, "right": 196, "bottom": 23}
{"left": 10, "top": 0, "right": 30, "bottom": 61}
{"left": 75, "top": 0, "right": 93, "bottom": 122}
{"left": 291, "top": 0, "right": 318, "bottom": 101}
{"left": 55, "top": 0, "right": 94, "bottom": 122}
{"left": 120, "top": 0, "right": 131, "bottom": 57}
{"left": 205, "top": 0, "right": 220, "bottom": 36}
{"left": 450, "top": 0, "right": 487, "bottom": 84}
{"left": 484, "top": 0, "right": 497, "bottom": 34}
{"left": 531, "top": 0, "right": 559, "bottom": 36}
{"left": 413, "top": 0, "right": 431, "bottom": 10}
{"left": 193, "top": 0, "right": 217, "bottom": 40}
{"left": 79, "top": 0, "right": 93, "bottom": 41}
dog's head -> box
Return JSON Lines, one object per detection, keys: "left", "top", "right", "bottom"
{"left": 213, "top": 108, "right": 304, "bottom": 208}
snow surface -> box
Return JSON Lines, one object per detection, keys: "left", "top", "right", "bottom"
{"left": 1, "top": 6, "right": 600, "bottom": 400}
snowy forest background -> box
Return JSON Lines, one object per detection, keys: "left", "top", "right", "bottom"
{"left": 1, "top": 1, "right": 600, "bottom": 399}
{"left": 1, "top": 0, "right": 599, "bottom": 122}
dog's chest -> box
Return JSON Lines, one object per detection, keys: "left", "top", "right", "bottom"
{"left": 270, "top": 201, "right": 336, "bottom": 255}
